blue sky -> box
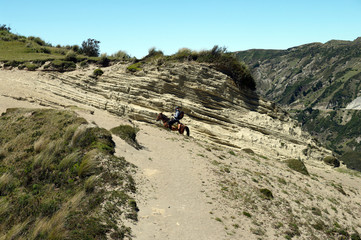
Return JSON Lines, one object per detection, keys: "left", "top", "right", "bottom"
{"left": 1, "top": 0, "right": 360, "bottom": 58}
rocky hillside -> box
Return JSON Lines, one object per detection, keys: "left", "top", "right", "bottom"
{"left": 1, "top": 61, "right": 361, "bottom": 239}
{"left": 0, "top": 61, "right": 328, "bottom": 162}
{"left": 236, "top": 38, "right": 361, "bottom": 169}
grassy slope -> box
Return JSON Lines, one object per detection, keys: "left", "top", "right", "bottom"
{"left": 0, "top": 29, "right": 67, "bottom": 62}
{"left": 0, "top": 108, "right": 137, "bottom": 239}
{"left": 0, "top": 40, "right": 64, "bottom": 62}
{"left": 0, "top": 29, "right": 102, "bottom": 70}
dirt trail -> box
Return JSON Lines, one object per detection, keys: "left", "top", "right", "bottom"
{"left": 114, "top": 124, "right": 226, "bottom": 240}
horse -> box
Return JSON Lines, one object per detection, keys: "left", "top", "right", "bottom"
{"left": 156, "top": 113, "right": 190, "bottom": 136}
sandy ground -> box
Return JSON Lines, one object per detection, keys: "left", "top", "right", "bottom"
{"left": 114, "top": 125, "right": 226, "bottom": 240}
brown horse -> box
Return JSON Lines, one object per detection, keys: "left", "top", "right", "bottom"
{"left": 156, "top": 113, "right": 190, "bottom": 136}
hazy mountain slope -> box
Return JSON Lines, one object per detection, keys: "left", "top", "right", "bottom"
{"left": 236, "top": 38, "right": 361, "bottom": 169}
{"left": 236, "top": 38, "right": 361, "bottom": 109}
{"left": 1, "top": 62, "right": 361, "bottom": 239}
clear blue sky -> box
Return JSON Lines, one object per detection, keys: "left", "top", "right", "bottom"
{"left": 1, "top": 0, "right": 360, "bottom": 58}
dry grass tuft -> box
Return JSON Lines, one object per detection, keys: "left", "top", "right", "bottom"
{"left": 70, "top": 124, "right": 90, "bottom": 147}
{"left": 33, "top": 137, "right": 49, "bottom": 153}
{"left": 59, "top": 150, "right": 82, "bottom": 170}
{"left": 0, "top": 173, "right": 17, "bottom": 194}
{"left": 78, "top": 149, "right": 100, "bottom": 178}
{"left": 0, "top": 220, "right": 30, "bottom": 240}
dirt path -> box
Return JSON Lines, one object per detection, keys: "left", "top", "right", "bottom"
{"left": 114, "top": 124, "right": 226, "bottom": 240}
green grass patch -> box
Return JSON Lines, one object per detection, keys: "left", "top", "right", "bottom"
{"left": 285, "top": 158, "right": 309, "bottom": 175}
{"left": 259, "top": 188, "right": 274, "bottom": 200}
{"left": 243, "top": 211, "right": 252, "bottom": 218}
{"left": 44, "top": 59, "right": 76, "bottom": 71}
{"left": 323, "top": 156, "right": 340, "bottom": 167}
{"left": 111, "top": 125, "right": 142, "bottom": 149}
{"left": 242, "top": 148, "right": 254, "bottom": 154}
{"left": 0, "top": 108, "right": 136, "bottom": 239}
{"left": 93, "top": 68, "right": 104, "bottom": 77}
{"left": 127, "top": 62, "right": 143, "bottom": 72}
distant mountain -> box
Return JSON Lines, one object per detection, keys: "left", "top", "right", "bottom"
{"left": 236, "top": 38, "right": 361, "bottom": 169}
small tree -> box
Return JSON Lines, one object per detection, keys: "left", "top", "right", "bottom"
{"left": 81, "top": 38, "right": 100, "bottom": 57}
{"left": 0, "top": 24, "right": 11, "bottom": 32}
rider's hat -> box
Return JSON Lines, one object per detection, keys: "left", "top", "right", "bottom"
{"left": 175, "top": 106, "right": 181, "bottom": 109}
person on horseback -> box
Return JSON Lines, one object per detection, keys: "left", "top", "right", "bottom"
{"left": 168, "top": 106, "right": 183, "bottom": 130}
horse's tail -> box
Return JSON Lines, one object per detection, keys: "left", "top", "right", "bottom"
{"left": 185, "top": 126, "right": 190, "bottom": 136}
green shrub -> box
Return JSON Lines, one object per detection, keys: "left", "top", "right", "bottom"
{"left": 39, "top": 47, "right": 51, "bottom": 54}
{"left": 71, "top": 45, "right": 80, "bottom": 53}
{"left": 259, "top": 188, "right": 274, "bottom": 200}
{"left": 229, "top": 150, "right": 236, "bottom": 156}
{"left": 4, "top": 60, "right": 20, "bottom": 68}
{"left": 25, "top": 63, "right": 38, "bottom": 71}
{"left": 198, "top": 46, "right": 255, "bottom": 90}
{"left": 64, "top": 51, "right": 78, "bottom": 62}
{"left": 182, "top": 45, "right": 256, "bottom": 90}
{"left": 111, "top": 125, "right": 141, "bottom": 149}
{"left": 144, "top": 47, "right": 164, "bottom": 59}
{"left": 242, "top": 148, "right": 254, "bottom": 154}
{"left": 111, "top": 50, "right": 131, "bottom": 60}
{"left": 323, "top": 156, "right": 340, "bottom": 167}
{"left": 49, "top": 60, "right": 76, "bottom": 71}
{"left": 285, "top": 158, "right": 309, "bottom": 175}
{"left": 80, "top": 60, "right": 88, "bottom": 68}
{"left": 127, "top": 62, "right": 142, "bottom": 72}
{"left": 243, "top": 211, "right": 252, "bottom": 218}
{"left": 28, "top": 36, "right": 46, "bottom": 46}
{"left": 18, "top": 64, "right": 26, "bottom": 70}
{"left": 97, "top": 54, "right": 110, "bottom": 67}
{"left": 172, "top": 48, "right": 197, "bottom": 61}
{"left": 93, "top": 68, "right": 104, "bottom": 77}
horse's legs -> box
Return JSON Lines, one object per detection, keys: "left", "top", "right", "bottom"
{"left": 185, "top": 126, "right": 190, "bottom": 136}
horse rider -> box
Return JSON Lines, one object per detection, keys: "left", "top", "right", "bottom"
{"left": 169, "top": 106, "right": 182, "bottom": 130}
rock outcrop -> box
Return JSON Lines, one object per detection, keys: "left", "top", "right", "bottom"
{"left": 0, "top": 61, "right": 331, "bottom": 162}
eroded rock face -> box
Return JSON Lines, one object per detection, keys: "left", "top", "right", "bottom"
{"left": 0, "top": 62, "right": 331, "bottom": 161}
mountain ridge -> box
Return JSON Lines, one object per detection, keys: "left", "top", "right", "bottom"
{"left": 236, "top": 37, "right": 361, "bottom": 169}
